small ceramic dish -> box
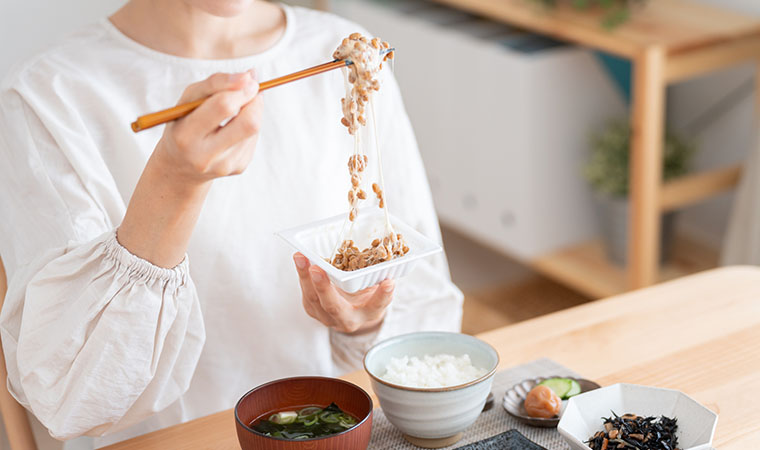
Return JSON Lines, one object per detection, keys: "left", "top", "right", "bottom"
{"left": 557, "top": 383, "right": 718, "bottom": 450}
{"left": 277, "top": 209, "right": 442, "bottom": 293}
{"left": 502, "top": 376, "right": 601, "bottom": 428}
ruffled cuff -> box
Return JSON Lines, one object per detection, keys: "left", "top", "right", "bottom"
{"left": 328, "top": 302, "right": 397, "bottom": 374}
{"left": 108, "top": 230, "right": 189, "bottom": 285}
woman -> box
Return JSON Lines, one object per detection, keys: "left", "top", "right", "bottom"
{"left": 0, "top": 0, "right": 462, "bottom": 447}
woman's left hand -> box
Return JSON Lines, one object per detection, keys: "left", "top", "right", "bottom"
{"left": 293, "top": 253, "right": 394, "bottom": 334}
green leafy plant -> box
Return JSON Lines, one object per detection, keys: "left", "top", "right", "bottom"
{"left": 535, "top": 0, "right": 646, "bottom": 28}
{"left": 584, "top": 120, "right": 696, "bottom": 197}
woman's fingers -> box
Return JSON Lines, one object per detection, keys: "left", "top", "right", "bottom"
{"left": 293, "top": 253, "right": 316, "bottom": 298}
{"left": 155, "top": 70, "right": 264, "bottom": 182}
{"left": 178, "top": 70, "right": 255, "bottom": 104}
{"left": 363, "top": 279, "right": 395, "bottom": 314}
{"left": 209, "top": 92, "right": 263, "bottom": 151}
{"left": 293, "top": 255, "right": 395, "bottom": 333}
{"left": 181, "top": 80, "right": 259, "bottom": 138}
{"left": 309, "top": 266, "right": 360, "bottom": 332}
{"left": 293, "top": 254, "right": 335, "bottom": 326}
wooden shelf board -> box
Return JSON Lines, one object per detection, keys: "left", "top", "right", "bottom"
{"left": 529, "top": 235, "right": 719, "bottom": 299}
{"left": 666, "top": 35, "right": 760, "bottom": 82}
{"left": 660, "top": 165, "right": 742, "bottom": 212}
{"left": 429, "top": 0, "right": 760, "bottom": 58}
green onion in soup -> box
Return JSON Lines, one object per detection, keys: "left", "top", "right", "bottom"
{"left": 251, "top": 403, "right": 359, "bottom": 440}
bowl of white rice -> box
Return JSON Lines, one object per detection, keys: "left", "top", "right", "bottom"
{"left": 363, "top": 332, "right": 499, "bottom": 447}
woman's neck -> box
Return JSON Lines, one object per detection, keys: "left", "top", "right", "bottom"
{"left": 109, "top": 0, "right": 286, "bottom": 59}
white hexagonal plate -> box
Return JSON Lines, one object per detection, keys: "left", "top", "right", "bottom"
{"left": 558, "top": 383, "right": 717, "bottom": 450}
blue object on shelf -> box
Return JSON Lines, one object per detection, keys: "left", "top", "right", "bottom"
{"left": 595, "top": 51, "right": 632, "bottom": 106}
{"left": 500, "top": 34, "right": 566, "bottom": 53}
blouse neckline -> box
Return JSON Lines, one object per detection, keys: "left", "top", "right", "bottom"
{"left": 100, "top": 3, "right": 295, "bottom": 71}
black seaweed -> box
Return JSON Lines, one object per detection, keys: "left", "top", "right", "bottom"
{"left": 586, "top": 411, "right": 680, "bottom": 450}
{"left": 454, "top": 429, "right": 547, "bottom": 450}
{"left": 322, "top": 402, "right": 343, "bottom": 414}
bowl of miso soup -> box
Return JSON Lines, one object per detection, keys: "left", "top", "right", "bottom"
{"left": 234, "top": 376, "right": 373, "bottom": 450}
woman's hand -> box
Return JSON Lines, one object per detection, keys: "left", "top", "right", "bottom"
{"left": 154, "top": 70, "right": 263, "bottom": 183}
{"left": 293, "top": 253, "right": 395, "bottom": 334}
{"left": 118, "top": 71, "right": 263, "bottom": 267}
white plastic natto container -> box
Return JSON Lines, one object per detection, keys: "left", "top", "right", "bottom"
{"left": 276, "top": 209, "right": 443, "bottom": 293}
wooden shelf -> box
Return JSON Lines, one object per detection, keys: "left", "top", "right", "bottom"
{"left": 425, "top": 0, "right": 757, "bottom": 293}
{"left": 530, "top": 235, "right": 719, "bottom": 299}
{"left": 429, "top": 0, "right": 760, "bottom": 58}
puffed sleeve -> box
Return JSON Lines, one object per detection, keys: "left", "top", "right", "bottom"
{"left": 329, "top": 68, "right": 464, "bottom": 373}
{"left": 0, "top": 83, "right": 205, "bottom": 439}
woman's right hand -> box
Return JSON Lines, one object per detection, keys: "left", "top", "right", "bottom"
{"left": 154, "top": 70, "right": 263, "bottom": 183}
{"left": 119, "top": 71, "right": 263, "bottom": 267}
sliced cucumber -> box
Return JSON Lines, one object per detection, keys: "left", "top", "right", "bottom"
{"left": 538, "top": 378, "right": 572, "bottom": 399}
{"left": 564, "top": 379, "right": 581, "bottom": 398}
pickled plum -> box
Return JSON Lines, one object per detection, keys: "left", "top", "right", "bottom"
{"left": 523, "top": 385, "right": 561, "bottom": 419}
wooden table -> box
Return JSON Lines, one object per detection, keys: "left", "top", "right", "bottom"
{"left": 105, "top": 266, "right": 760, "bottom": 449}
{"left": 416, "top": 0, "right": 760, "bottom": 297}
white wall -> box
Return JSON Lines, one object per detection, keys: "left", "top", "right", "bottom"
{"left": 0, "top": 0, "right": 126, "bottom": 79}
{"left": 694, "top": 0, "right": 759, "bottom": 14}
{"left": 670, "top": 0, "right": 760, "bottom": 248}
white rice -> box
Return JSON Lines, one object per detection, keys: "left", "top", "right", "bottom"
{"left": 380, "top": 353, "right": 487, "bottom": 388}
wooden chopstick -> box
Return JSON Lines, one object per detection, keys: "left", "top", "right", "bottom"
{"left": 131, "top": 59, "right": 348, "bottom": 132}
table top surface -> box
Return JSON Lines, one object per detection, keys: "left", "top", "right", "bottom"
{"left": 429, "top": 0, "right": 760, "bottom": 57}
{"left": 104, "top": 266, "right": 760, "bottom": 450}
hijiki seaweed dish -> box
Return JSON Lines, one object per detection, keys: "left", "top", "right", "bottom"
{"left": 587, "top": 412, "right": 680, "bottom": 450}
{"left": 329, "top": 33, "right": 409, "bottom": 272}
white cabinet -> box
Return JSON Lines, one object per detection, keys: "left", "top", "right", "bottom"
{"left": 332, "top": 0, "right": 626, "bottom": 260}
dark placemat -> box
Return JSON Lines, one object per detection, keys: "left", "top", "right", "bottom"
{"left": 454, "top": 429, "right": 548, "bottom": 450}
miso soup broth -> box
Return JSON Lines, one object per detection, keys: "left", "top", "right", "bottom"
{"left": 250, "top": 403, "right": 359, "bottom": 440}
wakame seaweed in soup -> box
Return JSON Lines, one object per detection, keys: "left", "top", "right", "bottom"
{"left": 251, "top": 403, "right": 359, "bottom": 440}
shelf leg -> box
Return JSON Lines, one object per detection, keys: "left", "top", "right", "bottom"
{"left": 756, "top": 58, "right": 760, "bottom": 121}
{"left": 629, "top": 47, "right": 666, "bottom": 289}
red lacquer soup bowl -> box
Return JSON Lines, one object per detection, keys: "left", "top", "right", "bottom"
{"left": 235, "top": 376, "right": 373, "bottom": 450}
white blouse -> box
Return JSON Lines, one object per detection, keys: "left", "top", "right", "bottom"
{"left": 0, "top": 5, "right": 463, "bottom": 447}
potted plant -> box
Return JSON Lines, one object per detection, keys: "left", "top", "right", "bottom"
{"left": 534, "top": 0, "right": 646, "bottom": 28}
{"left": 584, "top": 120, "right": 695, "bottom": 266}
